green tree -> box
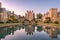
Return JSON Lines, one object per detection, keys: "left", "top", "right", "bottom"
{"left": 10, "top": 16, "right": 15, "bottom": 21}
{"left": 44, "top": 17, "right": 52, "bottom": 23}
{"left": 37, "top": 13, "right": 43, "bottom": 19}
{"left": 7, "top": 16, "right": 16, "bottom": 23}
{"left": 46, "top": 17, "right": 51, "bottom": 21}
{"left": 54, "top": 21, "right": 59, "bottom": 24}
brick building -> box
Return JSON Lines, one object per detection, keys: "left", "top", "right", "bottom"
{"left": 25, "top": 10, "right": 35, "bottom": 21}
{"left": 42, "top": 8, "right": 60, "bottom": 22}
{"left": 0, "top": 2, "right": 8, "bottom": 22}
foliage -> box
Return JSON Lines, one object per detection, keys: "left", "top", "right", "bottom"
{"left": 44, "top": 17, "right": 52, "bottom": 23}
{"left": 7, "top": 16, "right": 19, "bottom": 23}
{"left": 0, "top": 22, "right": 4, "bottom": 24}
{"left": 14, "top": 19, "right": 19, "bottom": 23}
{"left": 6, "top": 19, "right": 12, "bottom": 23}
{"left": 34, "top": 19, "right": 38, "bottom": 23}
{"left": 54, "top": 21, "right": 59, "bottom": 24}
{"left": 37, "top": 13, "right": 43, "bottom": 19}
{"left": 45, "top": 17, "right": 51, "bottom": 21}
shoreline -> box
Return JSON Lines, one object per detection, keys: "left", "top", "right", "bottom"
{"left": 0, "top": 23, "right": 21, "bottom": 27}
{"left": 37, "top": 23, "right": 60, "bottom": 27}
{"left": 0, "top": 22, "right": 60, "bottom": 28}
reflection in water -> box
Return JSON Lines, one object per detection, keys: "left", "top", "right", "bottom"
{"left": 44, "top": 26, "right": 58, "bottom": 40}
{"left": 0, "top": 25, "right": 19, "bottom": 40}
{"left": 37, "top": 26, "right": 42, "bottom": 32}
{"left": 0, "top": 25, "right": 60, "bottom": 40}
{"left": 25, "top": 25, "right": 35, "bottom": 35}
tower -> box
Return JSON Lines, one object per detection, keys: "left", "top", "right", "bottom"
{"left": 49, "top": 8, "right": 58, "bottom": 21}
{"left": 0, "top": 2, "right": 2, "bottom": 8}
{"left": 49, "top": 8, "right": 58, "bottom": 18}
{"left": 25, "top": 10, "right": 35, "bottom": 21}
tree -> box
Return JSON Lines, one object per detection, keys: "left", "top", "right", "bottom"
{"left": 37, "top": 13, "right": 43, "bottom": 19}
{"left": 54, "top": 21, "right": 59, "bottom": 24}
{"left": 45, "top": 17, "right": 51, "bottom": 21}
{"left": 7, "top": 16, "right": 17, "bottom": 23}
{"left": 44, "top": 17, "right": 52, "bottom": 23}
{"left": 10, "top": 16, "right": 15, "bottom": 21}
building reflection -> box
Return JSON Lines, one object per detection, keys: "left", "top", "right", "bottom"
{"left": 43, "top": 26, "right": 58, "bottom": 40}
{"left": 1, "top": 24, "right": 60, "bottom": 40}
{"left": 25, "top": 25, "right": 35, "bottom": 35}
{"left": 49, "top": 28, "right": 58, "bottom": 40}
{"left": 0, "top": 25, "right": 20, "bottom": 40}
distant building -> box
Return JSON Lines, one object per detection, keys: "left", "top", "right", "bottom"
{"left": 0, "top": 2, "right": 2, "bottom": 8}
{"left": 42, "top": 12, "right": 49, "bottom": 21}
{"left": 0, "top": 2, "right": 8, "bottom": 22}
{"left": 49, "top": 8, "right": 58, "bottom": 21}
{"left": 7, "top": 11, "right": 19, "bottom": 20}
{"left": 7, "top": 11, "right": 11, "bottom": 20}
{"left": 25, "top": 10, "right": 35, "bottom": 21}
{"left": 42, "top": 8, "right": 60, "bottom": 23}
{"left": 18, "top": 15, "right": 25, "bottom": 22}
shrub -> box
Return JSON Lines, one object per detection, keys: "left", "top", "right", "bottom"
{"left": 44, "top": 20, "right": 49, "bottom": 23}
{"left": 0, "top": 22, "right": 4, "bottom": 24}
{"left": 44, "top": 20, "right": 52, "bottom": 23}
{"left": 54, "top": 21, "right": 59, "bottom": 24}
{"left": 6, "top": 21, "right": 10, "bottom": 23}
{"left": 35, "top": 21, "right": 37, "bottom": 23}
{"left": 44, "top": 17, "right": 52, "bottom": 23}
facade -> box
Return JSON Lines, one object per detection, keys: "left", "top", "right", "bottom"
{"left": 0, "top": 2, "right": 8, "bottom": 22}
{"left": 42, "top": 8, "right": 60, "bottom": 22}
{"left": 42, "top": 12, "right": 49, "bottom": 21}
{"left": 0, "top": 2, "right": 1, "bottom": 8}
{"left": 8, "top": 11, "right": 14, "bottom": 19}
{"left": 49, "top": 8, "right": 58, "bottom": 21}
{"left": 0, "top": 2, "right": 19, "bottom": 23}
{"left": 18, "top": 15, "right": 25, "bottom": 22}
{"left": 7, "top": 11, "right": 11, "bottom": 20}
{"left": 25, "top": 10, "right": 35, "bottom": 21}
{"left": 7, "top": 11, "right": 19, "bottom": 20}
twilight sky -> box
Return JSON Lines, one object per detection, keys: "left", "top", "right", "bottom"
{"left": 0, "top": 0, "right": 60, "bottom": 16}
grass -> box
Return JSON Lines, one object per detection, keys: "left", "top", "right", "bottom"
{"left": 37, "top": 22, "right": 60, "bottom": 27}
{"left": 45, "top": 23, "right": 60, "bottom": 26}
{"left": 0, "top": 23, "right": 21, "bottom": 27}
{"left": 0, "top": 22, "right": 60, "bottom": 27}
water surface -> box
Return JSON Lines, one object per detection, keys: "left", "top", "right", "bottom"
{"left": 0, "top": 24, "right": 60, "bottom": 40}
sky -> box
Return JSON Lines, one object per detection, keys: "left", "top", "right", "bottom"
{"left": 0, "top": 0, "right": 60, "bottom": 16}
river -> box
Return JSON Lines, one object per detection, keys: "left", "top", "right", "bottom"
{"left": 0, "top": 24, "right": 60, "bottom": 40}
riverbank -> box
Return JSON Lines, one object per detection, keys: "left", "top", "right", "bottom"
{"left": 0, "top": 23, "right": 21, "bottom": 27}
{"left": 0, "top": 22, "right": 60, "bottom": 28}
{"left": 37, "top": 22, "right": 60, "bottom": 27}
